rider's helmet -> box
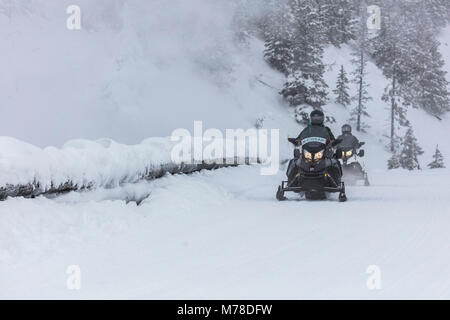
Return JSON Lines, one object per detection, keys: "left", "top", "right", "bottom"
{"left": 342, "top": 124, "right": 352, "bottom": 134}
{"left": 310, "top": 109, "right": 324, "bottom": 126}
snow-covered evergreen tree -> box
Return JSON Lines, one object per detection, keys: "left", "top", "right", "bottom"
{"left": 259, "top": 0, "right": 450, "bottom": 136}
{"left": 399, "top": 127, "right": 424, "bottom": 170}
{"left": 263, "top": 1, "right": 294, "bottom": 76}
{"left": 371, "top": 0, "right": 450, "bottom": 123}
{"left": 428, "top": 145, "right": 446, "bottom": 169}
{"left": 318, "top": 0, "right": 356, "bottom": 47}
{"left": 370, "top": 0, "right": 411, "bottom": 152}
{"left": 387, "top": 152, "right": 401, "bottom": 170}
{"left": 280, "top": 0, "right": 328, "bottom": 108}
{"left": 333, "top": 65, "right": 351, "bottom": 107}
{"left": 402, "top": 4, "right": 450, "bottom": 116}
{"left": 264, "top": 33, "right": 293, "bottom": 76}
{"left": 421, "top": 0, "right": 450, "bottom": 31}
{"left": 418, "top": 44, "right": 450, "bottom": 116}
{"left": 282, "top": 69, "right": 328, "bottom": 108}
{"left": 350, "top": 1, "right": 371, "bottom": 132}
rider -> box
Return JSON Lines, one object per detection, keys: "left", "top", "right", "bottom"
{"left": 294, "top": 109, "right": 336, "bottom": 145}
{"left": 336, "top": 124, "right": 365, "bottom": 174}
{"left": 336, "top": 124, "right": 360, "bottom": 150}
{"left": 287, "top": 109, "right": 341, "bottom": 184}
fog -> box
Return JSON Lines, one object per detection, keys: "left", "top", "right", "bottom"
{"left": 0, "top": 0, "right": 273, "bottom": 147}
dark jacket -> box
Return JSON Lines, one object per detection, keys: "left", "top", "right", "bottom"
{"left": 336, "top": 133, "right": 360, "bottom": 150}
{"left": 296, "top": 124, "right": 335, "bottom": 146}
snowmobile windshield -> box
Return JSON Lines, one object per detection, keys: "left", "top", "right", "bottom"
{"left": 339, "top": 144, "right": 354, "bottom": 151}
{"left": 337, "top": 135, "right": 356, "bottom": 149}
{"left": 301, "top": 136, "right": 327, "bottom": 146}
{"left": 302, "top": 142, "right": 325, "bottom": 154}
{"left": 301, "top": 136, "right": 327, "bottom": 152}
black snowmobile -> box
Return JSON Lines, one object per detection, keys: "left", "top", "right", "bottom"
{"left": 337, "top": 142, "right": 370, "bottom": 186}
{"left": 276, "top": 137, "right": 347, "bottom": 202}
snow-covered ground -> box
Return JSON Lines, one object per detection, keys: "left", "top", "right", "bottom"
{"left": 1, "top": 164, "right": 450, "bottom": 299}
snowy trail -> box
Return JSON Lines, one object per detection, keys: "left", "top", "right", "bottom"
{"left": 1, "top": 165, "right": 450, "bottom": 299}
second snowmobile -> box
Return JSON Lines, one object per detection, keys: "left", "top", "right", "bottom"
{"left": 335, "top": 125, "right": 370, "bottom": 186}
{"left": 338, "top": 142, "right": 370, "bottom": 186}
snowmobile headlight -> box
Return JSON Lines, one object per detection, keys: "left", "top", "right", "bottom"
{"left": 314, "top": 151, "right": 323, "bottom": 161}
{"left": 304, "top": 150, "right": 313, "bottom": 161}
{"left": 346, "top": 151, "right": 353, "bottom": 157}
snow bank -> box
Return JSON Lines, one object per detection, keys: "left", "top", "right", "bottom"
{"left": 0, "top": 136, "right": 170, "bottom": 189}
{"left": 0, "top": 136, "right": 263, "bottom": 199}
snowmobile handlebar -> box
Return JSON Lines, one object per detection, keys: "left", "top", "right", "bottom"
{"left": 331, "top": 138, "right": 343, "bottom": 147}
{"left": 288, "top": 138, "right": 300, "bottom": 146}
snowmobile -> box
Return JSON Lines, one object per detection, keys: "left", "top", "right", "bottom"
{"left": 276, "top": 138, "right": 347, "bottom": 202}
{"left": 337, "top": 142, "right": 370, "bottom": 186}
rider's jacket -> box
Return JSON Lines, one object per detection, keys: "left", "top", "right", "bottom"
{"left": 296, "top": 124, "right": 335, "bottom": 146}
{"left": 336, "top": 133, "right": 360, "bottom": 149}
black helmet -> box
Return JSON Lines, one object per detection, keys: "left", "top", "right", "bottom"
{"left": 342, "top": 124, "right": 352, "bottom": 134}
{"left": 310, "top": 109, "right": 324, "bottom": 125}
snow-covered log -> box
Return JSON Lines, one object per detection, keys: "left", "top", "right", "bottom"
{"left": 0, "top": 137, "right": 260, "bottom": 200}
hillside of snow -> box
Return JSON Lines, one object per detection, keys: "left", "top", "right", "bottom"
{"left": 1, "top": 1, "right": 448, "bottom": 169}
{"left": 323, "top": 42, "right": 450, "bottom": 171}
{"left": 0, "top": 0, "right": 299, "bottom": 149}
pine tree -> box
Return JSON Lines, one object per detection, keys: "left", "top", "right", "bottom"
{"left": 404, "top": 15, "right": 450, "bottom": 116}
{"left": 387, "top": 152, "right": 401, "bottom": 170}
{"left": 428, "top": 145, "right": 446, "bottom": 169}
{"left": 370, "top": 0, "right": 411, "bottom": 152}
{"left": 318, "top": 0, "right": 356, "bottom": 47}
{"left": 370, "top": 0, "right": 450, "bottom": 130}
{"left": 264, "top": 34, "right": 293, "bottom": 76}
{"left": 263, "top": 1, "right": 294, "bottom": 76}
{"left": 390, "top": 1, "right": 450, "bottom": 117}
{"left": 282, "top": 69, "right": 328, "bottom": 108}
{"left": 399, "top": 127, "right": 424, "bottom": 170}
{"left": 333, "top": 65, "right": 351, "bottom": 106}
{"left": 419, "top": 45, "right": 450, "bottom": 116}
{"left": 422, "top": 0, "right": 450, "bottom": 31}
{"left": 280, "top": 0, "right": 328, "bottom": 108}
{"left": 350, "top": 1, "right": 371, "bottom": 132}
{"left": 260, "top": 0, "right": 450, "bottom": 133}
